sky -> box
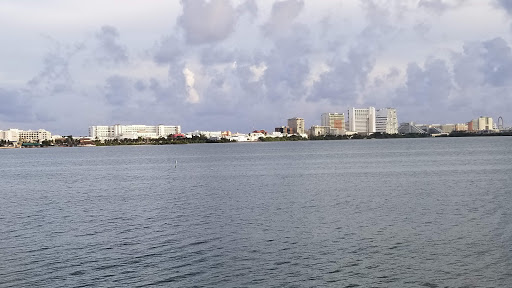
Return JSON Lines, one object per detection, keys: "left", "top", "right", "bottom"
{"left": 1, "top": 0, "right": 512, "bottom": 135}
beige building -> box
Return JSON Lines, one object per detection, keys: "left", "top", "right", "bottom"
{"left": 0, "top": 129, "right": 52, "bottom": 143}
{"left": 287, "top": 117, "right": 305, "bottom": 135}
{"left": 309, "top": 125, "right": 331, "bottom": 137}
{"left": 321, "top": 113, "right": 345, "bottom": 132}
{"left": 468, "top": 117, "right": 494, "bottom": 131}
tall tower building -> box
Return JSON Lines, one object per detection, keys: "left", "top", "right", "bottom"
{"left": 287, "top": 117, "right": 305, "bottom": 135}
{"left": 376, "top": 108, "right": 398, "bottom": 134}
{"left": 348, "top": 107, "right": 376, "bottom": 134}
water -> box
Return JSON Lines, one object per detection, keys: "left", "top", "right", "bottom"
{"left": 1, "top": 137, "right": 512, "bottom": 287}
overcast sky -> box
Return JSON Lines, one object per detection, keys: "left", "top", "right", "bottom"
{"left": 1, "top": 0, "right": 511, "bottom": 135}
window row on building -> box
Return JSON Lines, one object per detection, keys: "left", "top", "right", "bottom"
{"left": 89, "top": 124, "right": 181, "bottom": 140}
{"left": 0, "top": 129, "right": 52, "bottom": 143}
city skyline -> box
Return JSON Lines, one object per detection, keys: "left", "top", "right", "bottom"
{"left": 1, "top": 1, "right": 512, "bottom": 135}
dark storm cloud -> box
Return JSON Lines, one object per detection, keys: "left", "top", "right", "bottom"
{"left": 95, "top": 25, "right": 128, "bottom": 64}
{"left": 178, "top": 0, "right": 237, "bottom": 45}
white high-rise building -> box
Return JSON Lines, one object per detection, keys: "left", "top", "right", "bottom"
{"left": 348, "top": 107, "right": 376, "bottom": 134}
{"left": 376, "top": 108, "right": 398, "bottom": 134}
{"left": 89, "top": 124, "right": 181, "bottom": 140}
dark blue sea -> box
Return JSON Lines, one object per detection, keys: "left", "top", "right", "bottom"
{"left": 1, "top": 137, "right": 512, "bottom": 287}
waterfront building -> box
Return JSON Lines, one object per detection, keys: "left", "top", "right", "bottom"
{"left": 468, "top": 117, "right": 494, "bottom": 131}
{"left": 455, "top": 123, "right": 468, "bottom": 131}
{"left": 275, "top": 126, "right": 293, "bottom": 135}
{"left": 309, "top": 125, "right": 331, "bottom": 137}
{"left": 0, "top": 129, "right": 52, "bottom": 143}
{"left": 439, "top": 124, "right": 455, "bottom": 133}
{"left": 375, "top": 108, "right": 398, "bottom": 134}
{"left": 398, "top": 122, "right": 427, "bottom": 134}
{"left": 321, "top": 113, "right": 345, "bottom": 133}
{"left": 348, "top": 107, "right": 376, "bottom": 134}
{"left": 287, "top": 117, "right": 305, "bottom": 135}
{"left": 89, "top": 124, "right": 181, "bottom": 140}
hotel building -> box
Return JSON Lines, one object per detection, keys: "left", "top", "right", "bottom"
{"left": 0, "top": 129, "right": 52, "bottom": 143}
{"left": 89, "top": 124, "right": 181, "bottom": 140}
{"left": 375, "top": 108, "right": 398, "bottom": 134}
{"left": 348, "top": 107, "right": 376, "bottom": 134}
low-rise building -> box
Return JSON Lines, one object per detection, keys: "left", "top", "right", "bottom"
{"left": 89, "top": 124, "right": 181, "bottom": 140}
{"left": 398, "top": 122, "right": 427, "bottom": 134}
{"left": 0, "top": 129, "right": 52, "bottom": 143}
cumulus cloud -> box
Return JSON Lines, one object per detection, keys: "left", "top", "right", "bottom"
{"left": 418, "top": 0, "right": 450, "bottom": 13}
{"left": 95, "top": 25, "right": 128, "bottom": 64}
{"left": 263, "top": 0, "right": 304, "bottom": 37}
{"left": 495, "top": 0, "right": 512, "bottom": 15}
{"left": 28, "top": 41, "right": 84, "bottom": 93}
{"left": 183, "top": 67, "right": 200, "bottom": 103}
{"left": 3, "top": 1, "right": 512, "bottom": 133}
{"left": 236, "top": 0, "right": 258, "bottom": 19}
{"left": 104, "top": 75, "right": 133, "bottom": 105}
{"left": 178, "top": 0, "right": 237, "bottom": 45}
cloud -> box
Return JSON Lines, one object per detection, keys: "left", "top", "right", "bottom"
{"left": 104, "top": 75, "right": 133, "bottom": 105}
{"left": 236, "top": 0, "right": 258, "bottom": 19}
{"left": 178, "top": 0, "right": 237, "bottom": 45}
{"left": 183, "top": 67, "right": 200, "bottom": 103}
{"left": 263, "top": 0, "right": 304, "bottom": 37}
{"left": 27, "top": 41, "right": 84, "bottom": 93}
{"left": 495, "top": 0, "right": 512, "bottom": 15}
{"left": 153, "top": 36, "right": 183, "bottom": 64}
{"left": 418, "top": 0, "right": 450, "bottom": 14}
{"left": 0, "top": 88, "right": 32, "bottom": 122}
{"left": 95, "top": 25, "right": 128, "bottom": 64}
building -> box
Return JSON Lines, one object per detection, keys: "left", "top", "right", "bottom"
{"left": 321, "top": 113, "right": 345, "bottom": 133}
{"left": 348, "top": 107, "right": 376, "bottom": 134}
{"left": 89, "top": 124, "right": 181, "bottom": 140}
{"left": 309, "top": 125, "right": 331, "bottom": 137}
{"left": 288, "top": 117, "right": 305, "bottom": 135}
{"left": 275, "top": 126, "right": 293, "bottom": 135}
{"left": 398, "top": 122, "right": 427, "bottom": 134}
{"left": 0, "top": 129, "right": 52, "bottom": 143}
{"left": 375, "top": 108, "right": 398, "bottom": 134}
{"left": 468, "top": 117, "right": 494, "bottom": 131}
{"left": 287, "top": 117, "right": 305, "bottom": 135}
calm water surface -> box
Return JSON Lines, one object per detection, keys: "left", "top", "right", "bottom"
{"left": 1, "top": 137, "right": 512, "bottom": 287}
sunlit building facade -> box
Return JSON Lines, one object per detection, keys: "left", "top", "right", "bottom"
{"left": 89, "top": 124, "right": 181, "bottom": 140}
